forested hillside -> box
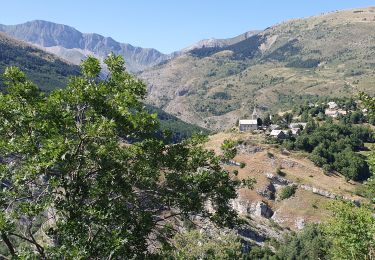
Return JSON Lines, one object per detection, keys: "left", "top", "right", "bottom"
{"left": 0, "top": 32, "right": 80, "bottom": 91}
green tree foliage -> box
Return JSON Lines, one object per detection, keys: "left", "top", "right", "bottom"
{"left": 144, "top": 104, "right": 209, "bottom": 143}
{"left": 279, "top": 185, "right": 297, "bottom": 200}
{"left": 292, "top": 122, "right": 372, "bottom": 180}
{"left": 283, "top": 113, "right": 293, "bottom": 125}
{"left": 262, "top": 113, "right": 272, "bottom": 127}
{"left": 275, "top": 224, "right": 330, "bottom": 260}
{"left": 360, "top": 92, "right": 375, "bottom": 170}
{"left": 0, "top": 55, "right": 239, "bottom": 259}
{"left": 0, "top": 36, "right": 80, "bottom": 92}
{"left": 323, "top": 201, "right": 375, "bottom": 260}
{"left": 334, "top": 149, "right": 369, "bottom": 181}
{"left": 319, "top": 92, "right": 375, "bottom": 259}
{"left": 165, "top": 230, "right": 243, "bottom": 259}
{"left": 356, "top": 177, "right": 375, "bottom": 202}
{"left": 221, "top": 139, "right": 237, "bottom": 160}
{"left": 244, "top": 246, "right": 275, "bottom": 260}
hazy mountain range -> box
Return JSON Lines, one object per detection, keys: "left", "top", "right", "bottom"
{"left": 0, "top": 20, "right": 172, "bottom": 72}
{"left": 0, "top": 20, "right": 257, "bottom": 73}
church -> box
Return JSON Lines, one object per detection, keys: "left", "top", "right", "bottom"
{"left": 239, "top": 107, "right": 259, "bottom": 131}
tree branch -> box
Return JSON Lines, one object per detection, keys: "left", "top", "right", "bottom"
{"left": 1, "top": 231, "right": 16, "bottom": 257}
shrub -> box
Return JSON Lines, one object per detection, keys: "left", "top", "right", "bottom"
{"left": 279, "top": 185, "right": 297, "bottom": 200}
{"left": 240, "top": 162, "right": 246, "bottom": 168}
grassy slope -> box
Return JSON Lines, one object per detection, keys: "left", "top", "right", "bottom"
{"left": 141, "top": 6, "right": 375, "bottom": 130}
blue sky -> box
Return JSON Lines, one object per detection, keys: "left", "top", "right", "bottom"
{"left": 1, "top": 0, "right": 375, "bottom": 53}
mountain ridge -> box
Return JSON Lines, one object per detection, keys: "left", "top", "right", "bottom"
{"left": 0, "top": 20, "right": 261, "bottom": 73}
{"left": 178, "top": 30, "right": 261, "bottom": 53}
{"left": 0, "top": 20, "right": 171, "bottom": 72}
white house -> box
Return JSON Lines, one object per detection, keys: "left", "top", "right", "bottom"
{"left": 325, "top": 109, "right": 338, "bottom": 117}
{"left": 239, "top": 119, "right": 258, "bottom": 131}
{"left": 239, "top": 107, "right": 259, "bottom": 131}
{"left": 270, "top": 130, "right": 288, "bottom": 139}
{"left": 325, "top": 109, "right": 347, "bottom": 118}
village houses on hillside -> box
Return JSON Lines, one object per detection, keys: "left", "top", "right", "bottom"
{"left": 239, "top": 107, "right": 306, "bottom": 139}
{"left": 324, "top": 101, "right": 347, "bottom": 118}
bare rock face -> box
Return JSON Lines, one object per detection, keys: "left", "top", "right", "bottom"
{"left": 257, "top": 182, "right": 276, "bottom": 200}
{"left": 271, "top": 211, "right": 284, "bottom": 224}
{"left": 266, "top": 173, "right": 291, "bottom": 186}
{"left": 237, "top": 144, "right": 264, "bottom": 155}
{"left": 254, "top": 202, "right": 274, "bottom": 219}
{"left": 231, "top": 199, "right": 273, "bottom": 219}
{"left": 237, "top": 226, "right": 267, "bottom": 244}
{"left": 312, "top": 187, "right": 336, "bottom": 199}
{"left": 231, "top": 199, "right": 253, "bottom": 215}
{"left": 295, "top": 218, "right": 305, "bottom": 230}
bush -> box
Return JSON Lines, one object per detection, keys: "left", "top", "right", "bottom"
{"left": 240, "top": 162, "right": 246, "bottom": 168}
{"left": 279, "top": 185, "right": 297, "bottom": 200}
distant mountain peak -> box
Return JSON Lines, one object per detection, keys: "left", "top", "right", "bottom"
{"left": 0, "top": 20, "right": 170, "bottom": 72}
{"left": 181, "top": 30, "right": 262, "bottom": 53}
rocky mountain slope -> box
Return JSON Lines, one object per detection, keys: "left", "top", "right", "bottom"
{"left": 179, "top": 30, "right": 261, "bottom": 53}
{"left": 141, "top": 7, "right": 375, "bottom": 130}
{"left": 0, "top": 32, "right": 80, "bottom": 91}
{"left": 0, "top": 20, "right": 171, "bottom": 72}
{"left": 204, "top": 131, "right": 364, "bottom": 234}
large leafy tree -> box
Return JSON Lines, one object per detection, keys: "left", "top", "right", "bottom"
{"left": 0, "top": 55, "right": 239, "bottom": 259}
{"left": 323, "top": 201, "right": 375, "bottom": 260}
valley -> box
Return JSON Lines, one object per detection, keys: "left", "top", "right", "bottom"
{"left": 0, "top": 3, "right": 374, "bottom": 258}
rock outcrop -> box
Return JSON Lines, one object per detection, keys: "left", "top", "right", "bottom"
{"left": 257, "top": 182, "right": 276, "bottom": 200}
{"left": 231, "top": 199, "right": 273, "bottom": 219}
